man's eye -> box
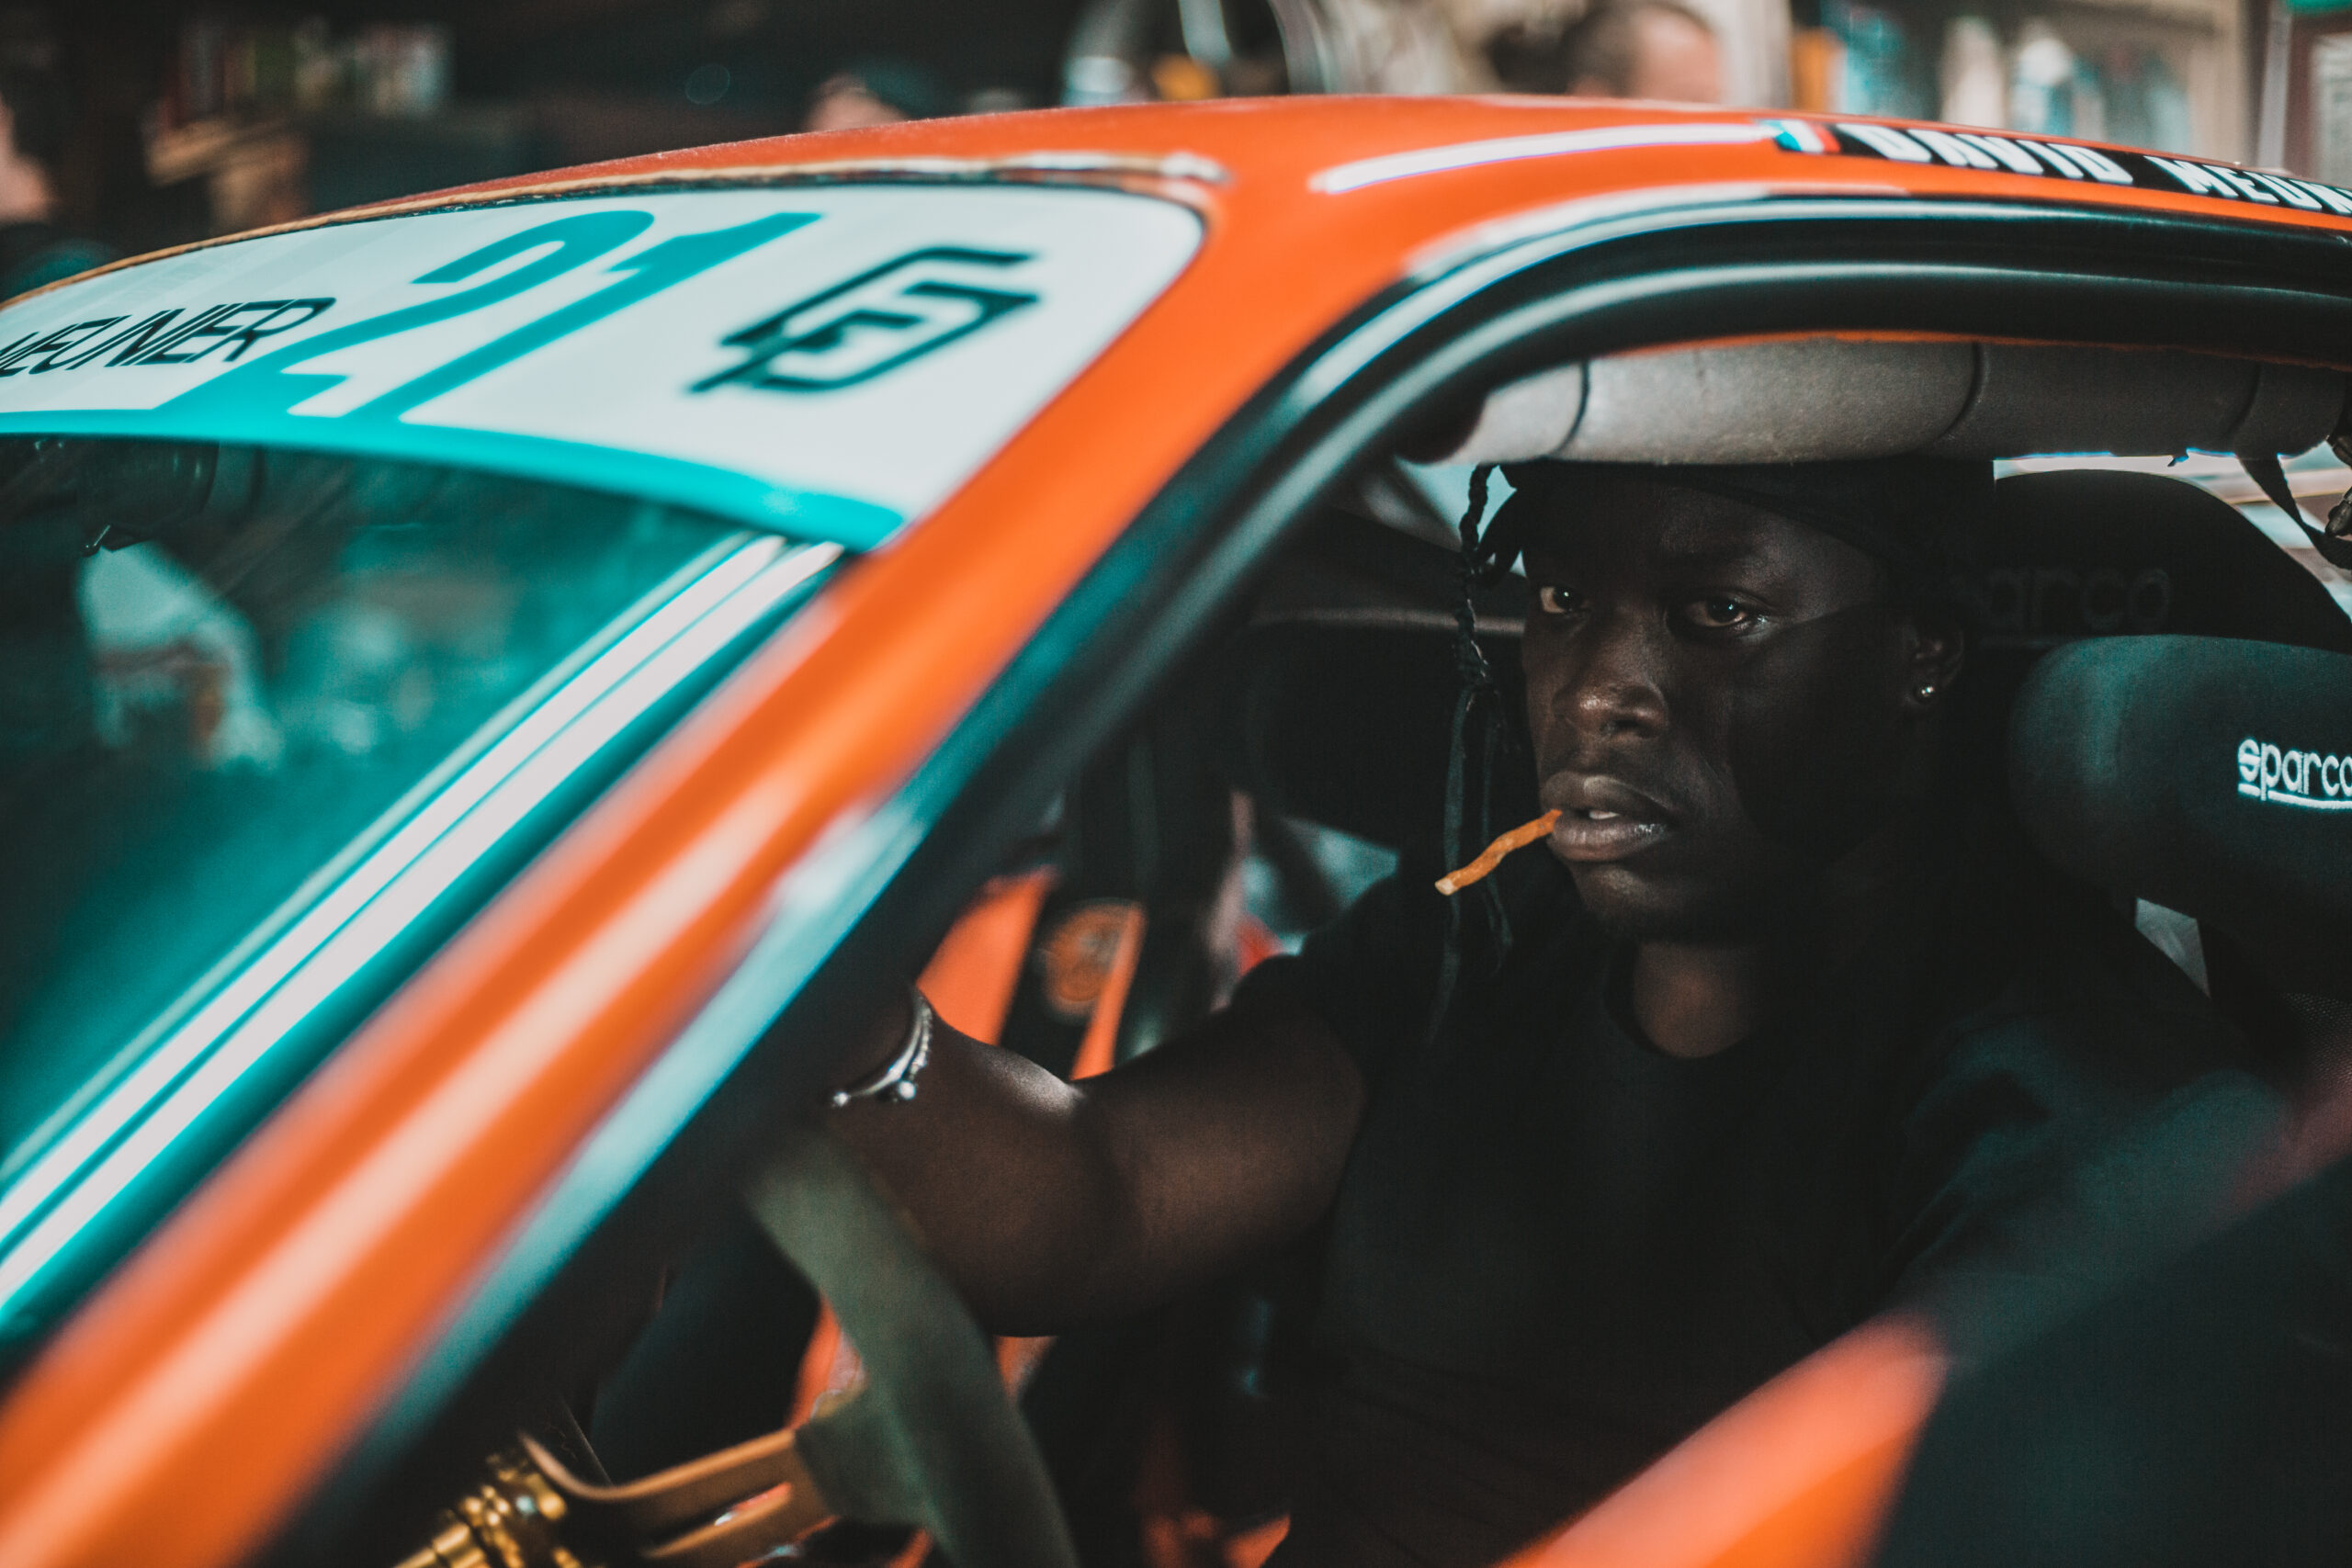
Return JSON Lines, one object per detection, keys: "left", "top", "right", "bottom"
{"left": 1683, "top": 595, "right": 1758, "bottom": 630}
{"left": 1535, "top": 584, "right": 1584, "bottom": 616}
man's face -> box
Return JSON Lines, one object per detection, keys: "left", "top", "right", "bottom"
{"left": 1520, "top": 474, "right": 1930, "bottom": 942}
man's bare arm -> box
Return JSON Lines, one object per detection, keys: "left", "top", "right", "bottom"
{"left": 827, "top": 992, "right": 1363, "bottom": 1336}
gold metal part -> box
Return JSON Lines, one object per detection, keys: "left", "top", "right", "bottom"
{"left": 390, "top": 1445, "right": 591, "bottom": 1568}
{"left": 392, "top": 1416, "right": 840, "bottom": 1568}
{"left": 389, "top": 1517, "right": 488, "bottom": 1568}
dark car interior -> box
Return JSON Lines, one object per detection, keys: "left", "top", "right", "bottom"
{"left": 345, "top": 333, "right": 2352, "bottom": 1568}
{"left": 1875, "top": 625, "right": 2352, "bottom": 1568}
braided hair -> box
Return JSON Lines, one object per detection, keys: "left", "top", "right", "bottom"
{"left": 1427, "top": 463, "right": 1522, "bottom": 1045}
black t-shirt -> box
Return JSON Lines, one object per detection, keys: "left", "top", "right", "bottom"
{"left": 1238, "top": 824, "right": 2270, "bottom": 1568}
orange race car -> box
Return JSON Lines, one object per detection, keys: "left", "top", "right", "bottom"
{"left": 0, "top": 95, "right": 2346, "bottom": 1568}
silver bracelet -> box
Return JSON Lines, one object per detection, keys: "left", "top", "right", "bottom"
{"left": 831, "top": 988, "right": 934, "bottom": 1110}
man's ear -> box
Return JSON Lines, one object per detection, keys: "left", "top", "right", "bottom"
{"left": 1898, "top": 606, "right": 1966, "bottom": 716}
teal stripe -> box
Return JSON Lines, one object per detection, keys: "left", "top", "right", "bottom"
{"left": 0, "top": 408, "right": 902, "bottom": 548}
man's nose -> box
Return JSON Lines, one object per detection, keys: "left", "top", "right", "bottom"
{"left": 1555, "top": 610, "right": 1668, "bottom": 741}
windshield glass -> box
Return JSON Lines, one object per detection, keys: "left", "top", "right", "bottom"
{"left": 0, "top": 186, "right": 1202, "bottom": 547}
{"left": 0, "top": 437, "right": 833, "bottom": 1368}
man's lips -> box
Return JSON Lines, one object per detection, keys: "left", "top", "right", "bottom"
{"left": 1543, "top": 778, "right": 1676, "bottom": 862}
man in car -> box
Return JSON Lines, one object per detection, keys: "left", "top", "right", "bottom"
{"left": 825, "top": 457, "right": 2263, "bottom": 1568}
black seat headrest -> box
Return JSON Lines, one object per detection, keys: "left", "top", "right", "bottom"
{"left": 2011, "top": 635, "right": 2352, "bottom": 998}
{"left": 1976, "top": 470, "right": 2352, "bottom": 660}
{"left": 1955, "top": 470, "right": 2351, "bottom": 819}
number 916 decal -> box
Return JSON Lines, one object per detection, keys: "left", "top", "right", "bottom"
{"left": 695, "top": 248, "right": 1039, "bottom": 394}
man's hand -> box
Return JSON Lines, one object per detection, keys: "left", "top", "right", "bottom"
{"left": 827, "top": 993, "right": 1363, "bottom": 1336}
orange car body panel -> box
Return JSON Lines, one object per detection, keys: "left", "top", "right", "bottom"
{"left": 0, "top": 96, "right": 2342, "bottom": 1568}
{"left": 1499, "top": 1318, "right": 1948, "bottom": 1568}
{"left": 920, "top": 869, "right": 1058, "bottom": 1046}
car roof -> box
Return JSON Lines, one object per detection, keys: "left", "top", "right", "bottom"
{"left": 13, "top": 96, "right": 2345, "bottom": 562}
{"left": 293, "top": 97, "right": 2352, "bottom": 242}
{"left": 51, "top": 98, "right": 2352, "bottom": 312}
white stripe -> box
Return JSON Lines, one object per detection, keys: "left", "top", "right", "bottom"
{"left": 1312, "top": 122, "right": 1776, "bottom": 195}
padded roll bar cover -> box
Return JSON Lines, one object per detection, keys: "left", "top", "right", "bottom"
{"left": 1923, "top": 349, "right": 2345, "bottom": 459}
{"left": 1444, "top": 363, "right": 1585, "bottom": 463}
{"left": 1561, "top": 339, "right": 1973, "bottom": 463}
{"left": 2234, "top": 361, "right": 2351, "bottom": 456}
{"left": 2009, "top": 635, "right": 2352, "bottom": 996}
{"left": 1431, "top": 342, "right": 2347, "bottom": 465}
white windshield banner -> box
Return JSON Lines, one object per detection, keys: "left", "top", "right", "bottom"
{"left": 0, "top": 186, "right": 1202, "bottom": 545}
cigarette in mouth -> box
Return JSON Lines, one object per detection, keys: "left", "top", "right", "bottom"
{"left": 1434, "top": 809, "right": 1563, "bottom": 896}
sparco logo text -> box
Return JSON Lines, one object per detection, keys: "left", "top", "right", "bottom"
{"left": 2238, "top": 737, "right": 2352, "bottom": 810}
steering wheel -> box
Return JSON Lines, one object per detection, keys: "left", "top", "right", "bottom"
{"left": 518, "top": 1128, "right": 1079, "bottom": 1568}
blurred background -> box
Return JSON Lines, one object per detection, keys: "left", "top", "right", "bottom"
{"left": 0, "top": 0, "right": 2343, "bottom": 273}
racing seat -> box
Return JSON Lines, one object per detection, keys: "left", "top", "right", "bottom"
{"left": 1854, "top": 635, "right": 2352, "bottom": 1568}
{"left": 2011, "top": 634, "right": 2352, "bottom": 1047}
{"left": 1973, "top": 471, "right": 2352, "bottom": 1075}
{"left": 1957, "top": 468, "right": 2352, "bottom": 746}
